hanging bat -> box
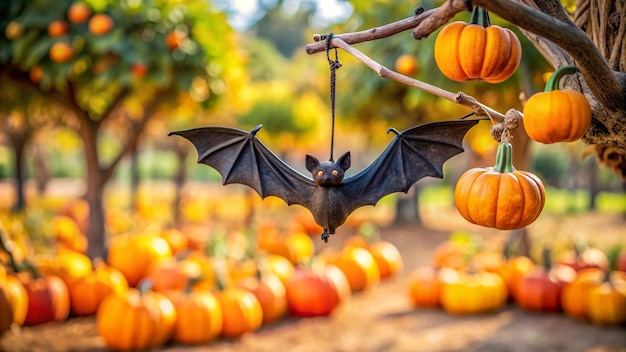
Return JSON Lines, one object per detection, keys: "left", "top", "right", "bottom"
{"left": 169, "top": 119, "right": 478, "bottom": 242}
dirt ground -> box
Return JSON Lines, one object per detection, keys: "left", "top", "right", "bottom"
{"left": 2, "top": 207, "right": 626, "bottom": 352}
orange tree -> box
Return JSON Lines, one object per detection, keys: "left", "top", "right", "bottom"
{"left": 0, "top": 0, "right": 239, "bottom": 259}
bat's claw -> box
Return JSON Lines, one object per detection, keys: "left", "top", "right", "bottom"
{"left": 321, "top": 231, "right": 329, "bottom": 243}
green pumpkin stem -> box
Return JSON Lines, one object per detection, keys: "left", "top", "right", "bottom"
{"left": 470, "top": 7, "right": 492, "bottom": 27}
{"left": 493, "top": 142, "right": 515, "bottom": 173}
{"left": 545, "top": 65, "right": 579, "bottom": 92}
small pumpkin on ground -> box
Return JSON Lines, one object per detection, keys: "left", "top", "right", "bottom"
{"left": 455, "top": 142, "right": 545, "bottom": 230}
{"left": 285, "top": 265, "right": 350, "bottom": 317}
{"left": 97, "top": 280, "right": 176, "bottom": 351}
{"left": 516, "top": 249, "right": 576, "bottom": 312}
{"left": 440, "top": 267, "right": 508, "bottom": 315}
{"left": 165, "top": 278, "right": 223, "bottom": 345}
{"left": 67, "top": 258, "right": 128, "bottom": 316}
{"left": 523, "top": 65, "right": 592, "bottom": 144}
{"left": 434, "top": 6, "right": 521, "bottom": 83}
{"left": 407, "top": 266, "right": 442, "bottom": 308}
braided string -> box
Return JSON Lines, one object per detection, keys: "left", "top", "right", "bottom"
{"left": 323, "top": 33, "right": 341, "bottom": 162}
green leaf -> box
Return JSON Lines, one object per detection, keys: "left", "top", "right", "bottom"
{"left": 21, "top": 36, "right": 54, "bottom": 70}
{"left": 10, "top": 29, "right": 38, "bottom": 65}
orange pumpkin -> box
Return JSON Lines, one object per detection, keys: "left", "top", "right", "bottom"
{"left": 67, "top": 259, "right": 128, "bottom": 316}
{"left": 561, "top": 268, "right": 608, "bottom": 320}
{"left": 107, "top": 235, "right": 172, "bottom": 287}
{"left": 455, "top": 142, "right": 546, "bottom": 230}
{"left": 237, "top": 271, "right": 287, "bottom": 325}
{"left": 265, "top": 254, "right": 295, "bottom": 285}
{"left": 0, "top": 269, "right": 28, "bottom": 331}
{"left": 407, "top": 266, "right": 442, "bottom": 308}
{"left": 37, "top": 248, "right": 92, "bottom": 287}
{"left": 215, "top": 287, "right": 263, "bottom": 338}
{"left": 97, "top": 281, "right": 176, "bottom": 351}
{"left": 166, "top": 280, "right": 223, "bottom": 345}
{"left": 587, "top": 274, "right": 626, "bottom": 326}
{"left": 434, "top": 7, "right": 521, "bottom": 83}
{"left": 22, "top": 273, "right": 70, "bottom": 326}
{"left": 493, "top": 255, "right": 535, "bottom": 301}
{"left": 523, "top": 65, "right": 592, "bottom": 144}
{"left": 259, "top": 231, "right": 315, "bottom": 265}
{"left": 516, "top": 249, "right": 576, "bottom": 312}
{"left": 147, "top": 257, "right": 202, "bottom": 293}
{"left": 324, "top": 246, "right": 380, "bottom": 292}
{"left": 285, "top": 265, "right": 350, "bottom": 317}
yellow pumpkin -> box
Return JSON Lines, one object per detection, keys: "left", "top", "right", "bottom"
{"left": 523, "top": 66, "right": 592, "bottom": 144}
{"left": 440, "top": 268, "right": 508, "bottom": 314}
{"left": 434, "top": 7, "right": 521, "bottom": 83}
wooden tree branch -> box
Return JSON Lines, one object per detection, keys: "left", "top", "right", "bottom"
{"left": 102, "top": 86, "right": 173, "bottom": 182}
{"left": 305, "top": 7, "right": 437, "bottom": 54}
{"left": 412, "top": 0, "right": 626, "bottom": 112}
{"left": 326, "top": 36, "right": 506, "bottom": 122}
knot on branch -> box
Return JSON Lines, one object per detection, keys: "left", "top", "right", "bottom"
{"left": 503, "top": 109, "right": 523, "bottom": 130}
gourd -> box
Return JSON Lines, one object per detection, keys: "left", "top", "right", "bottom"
{"left": 455, "top": 142, "right": 546, "bottom": 230}
{"left": 434, "top": 7, "right": 521, "bottom": 83}
{"left": 523, "top": 65, "right": 592, "bottom": 144}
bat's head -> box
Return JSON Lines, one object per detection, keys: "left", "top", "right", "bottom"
{"left": 306, "top": 152, "right": 351, "bottom": 187}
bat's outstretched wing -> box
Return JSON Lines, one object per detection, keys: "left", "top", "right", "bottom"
{"left": 341, "top": 119, "right": 478, "bottom": 212}
{"left": 169, "top": 125, "right": 316, "bottom": 207}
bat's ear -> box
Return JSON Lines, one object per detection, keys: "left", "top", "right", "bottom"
{"left": 305, "top": 154, "right": 320, "bottom": 172}
{"left": 337, "top": 151, "right": 351, "bottom": 171}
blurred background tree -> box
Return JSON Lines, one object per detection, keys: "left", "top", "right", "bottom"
{"left": 0, "top": 0, "right": 242, "bottom": 259}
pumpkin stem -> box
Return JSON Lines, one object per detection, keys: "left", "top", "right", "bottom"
{"left": 492, "top": 142, "right": 515, "bottom": 173}
{"left": 544, "top": 65, "right": 579, "bottom": 92}
{"left": 0, "top": 223, "right": 20, "bottom": 273}
{"left": 138, "top": 278, "right": 154, "bottom": 295}
{"left": 541, "top": 247, "right": 552, "bottom": 272}
{"left": 469, "top": 7, "right": 491, "bottom": 27}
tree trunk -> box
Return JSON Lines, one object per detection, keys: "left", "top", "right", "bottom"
{"left": 130, "top": 146, "right": 140, "bottom": 213}
{"left": 10, "top": 135, "right": 27, "bottom": 212}
{"left": 81, "top": 121, "right": 107, "bottom": 260}
{"left": 173, "top": 144, "right": 187, "bottom": 226}
{"left": 393, "top": 185, "right": 420, "bottom": 225}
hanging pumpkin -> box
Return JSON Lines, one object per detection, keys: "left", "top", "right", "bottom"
{"left": 455, "top": 142, "right": 546, "bottom": 230}
{"left": 523, "top": 65, "right": 592, "bottom": 144}
{"left": 434, "top": 7, "right": 522, "bottom": 83}
{"left": 97, "top": 280, "right": 176, "bottom": 351}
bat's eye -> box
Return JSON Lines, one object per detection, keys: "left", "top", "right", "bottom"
{"left": 331, "top": 169, "right": 339, "bottom": 176}
{"left": 317, "top": 170, "right": 324, "bottom": 177}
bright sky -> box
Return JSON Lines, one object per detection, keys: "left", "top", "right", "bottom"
{"left": 217, "top": 0, "right": 354, "bottom": 30}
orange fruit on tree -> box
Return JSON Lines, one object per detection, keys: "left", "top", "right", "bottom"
{"left": 47, "top": 21, "right": 69, "bottom": 38}
{"left": 166, "top": 30, "right": 186, "bottom": 50}
{"left": 131, "top": 63, "right": 148, "bottom": 78}
{"left": 89, "top": 14, "right": 113, "bottom": 36}
{"left": 68, "top": 2, "right": 92, "bottom": 24}
{"left": 49, "top": 42, "right": 73, "bottom": 63}
{"left": 394, "top": 54, "right": 418, "bottom": 76}
{"left": 29, "top": 66, "right": 44, "bottom": 83}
